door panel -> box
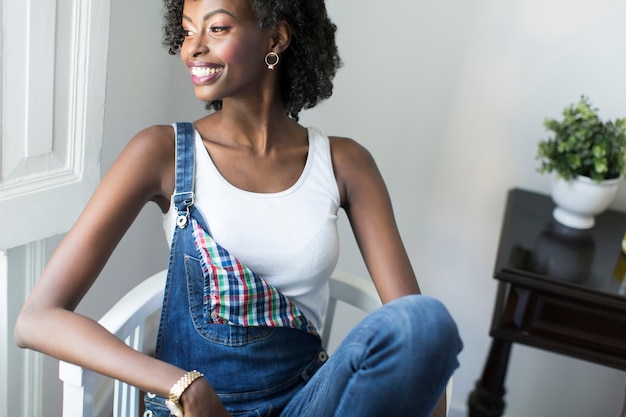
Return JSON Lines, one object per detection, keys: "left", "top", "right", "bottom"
{"left": 0, "top": 0, "right": 110, "bottom": 249}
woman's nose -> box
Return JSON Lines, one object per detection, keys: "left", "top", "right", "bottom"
{"left": 191, "top": 44, "right": 209, "bottom": 58}
{"left": 186, "top": 34, "right": 209, "bottom": 58}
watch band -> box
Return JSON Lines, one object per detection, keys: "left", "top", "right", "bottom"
{"left": 166, "top": 370, "right": 204, "bottom": 416}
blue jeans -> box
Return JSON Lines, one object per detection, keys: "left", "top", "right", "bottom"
{"left": 282, "top": 295, "right": 462, "bottom": 416}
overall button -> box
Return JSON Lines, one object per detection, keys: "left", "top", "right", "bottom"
{"left": 318, "top": 351, "right": 328, "bottom": 363}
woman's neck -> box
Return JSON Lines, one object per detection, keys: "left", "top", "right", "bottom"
{"left": 192, "top": 66, "right": 305, "bottom": 148}
{"left": 197, "top": 99, "right": 304, "bottom": 154}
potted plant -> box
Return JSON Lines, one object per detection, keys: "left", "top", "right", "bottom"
{"left": 536, "top": 95, "right": 626, "bottom": 229}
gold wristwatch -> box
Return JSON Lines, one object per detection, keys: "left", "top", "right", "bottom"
{"left": 165, "top": 370, "right": 204, "bottom": 417}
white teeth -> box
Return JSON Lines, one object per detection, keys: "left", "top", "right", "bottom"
{"left": 191, "top": 67, "right": 221, "bottom": 77}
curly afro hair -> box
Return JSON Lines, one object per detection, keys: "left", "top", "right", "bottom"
{"left": 162, "top": 0, "right": 342, "bottom": 120}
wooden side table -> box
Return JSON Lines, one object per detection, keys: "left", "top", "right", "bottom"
{"left": 468, "top": 188, "right": 626, "bottom": 417}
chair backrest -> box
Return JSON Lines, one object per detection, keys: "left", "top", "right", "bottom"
{"left": 60, "top": 269, "right": 451, "bottom": 417}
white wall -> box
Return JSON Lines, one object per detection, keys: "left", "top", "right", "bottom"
{"left": 300, "top": 1, "right": 626, "bottom": 416}
{"left": 39, "top": 0, "right": 626, "bottom": 416}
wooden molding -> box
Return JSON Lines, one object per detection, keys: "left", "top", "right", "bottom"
{"left": 0, "top": 251, "right": 7, "bottom": 417}
{"left": 3, "top": 242, "right": 46, "bottom": 417}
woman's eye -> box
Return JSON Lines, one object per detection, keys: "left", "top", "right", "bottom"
{"left": 182, "top": 28, "right": 194, "bottom": 37}
{"left": 210, "top": 26, "right": 229, "bottom": 33}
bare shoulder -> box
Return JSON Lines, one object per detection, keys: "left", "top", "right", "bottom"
{"left": 126, "top": 124, "right": 176, "bottom": 158}
{"left": 329, "top": 136, "right": 379, "bottom": 177}
{"left": 329, "top": 136, "right": 381, "bottom": 206}
{"left": 329, "top": 136, "right": 374, "bottom": 164}
{"left": 110, "top": 124, "right": 177, "bottom": 210}
{"left": 122, "top": 124, "right": 176, "bottom": 178}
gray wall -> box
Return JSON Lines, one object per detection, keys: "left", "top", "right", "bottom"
{"left": 302, "top": 1, "right": 626, "bottom": 416}
{"left": 42, "top": 0, "right": 626, "bottom": 415}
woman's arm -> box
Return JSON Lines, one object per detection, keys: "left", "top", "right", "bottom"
{"left": 331, "top": 137, "right": 420, "bottom": 302}
{"left": 13, "top": 125, "right": 229, "bottom": 416}
{"left": 331, "top": 137, "right": 447, "bottom": 416}
{"left": 16, "top": 125, "right": 175, "bottom": 392}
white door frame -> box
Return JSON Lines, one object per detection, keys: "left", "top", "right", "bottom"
{"left": 0, "top": 0, "right": 111, "bottom": 415}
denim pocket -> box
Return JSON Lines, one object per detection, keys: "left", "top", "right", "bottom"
{"left": 184, "top": 254, "right": 276, "bottom": 345}
{"left": 184, "top": 254, "right": 205, "bottom": 320}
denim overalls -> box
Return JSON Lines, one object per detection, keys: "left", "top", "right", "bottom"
{"left": 144, "top": 123, "right": 327, "bottom": 416}
{"left": 144, "top": 123, "right": 463, "bottom": 417}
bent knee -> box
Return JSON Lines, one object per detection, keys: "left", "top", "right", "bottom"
{"left": 384, "top": 295, "right": 462, "bottom": 354}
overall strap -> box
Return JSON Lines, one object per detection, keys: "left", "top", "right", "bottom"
{"left": 171, "top": 122, "right": 196, "bottom": 229}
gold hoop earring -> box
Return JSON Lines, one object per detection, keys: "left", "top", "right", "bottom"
{"left": 265, "top": 51, "right": 280, "bottom": 70}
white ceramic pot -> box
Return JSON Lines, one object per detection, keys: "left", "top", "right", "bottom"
{"left": 551, "top": 174, "right": 621, "bottom": 229}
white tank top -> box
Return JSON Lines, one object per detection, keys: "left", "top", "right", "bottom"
{"left": 163, "top": 126, "right": 341, "bottom": 331}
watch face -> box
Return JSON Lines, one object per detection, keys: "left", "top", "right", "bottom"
{"left": 165, "top": 399, "right": 184, "bottom": 417}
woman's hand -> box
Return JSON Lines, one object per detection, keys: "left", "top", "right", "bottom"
{"left": 182, "top": 378, "right": 232, "bottom": 417}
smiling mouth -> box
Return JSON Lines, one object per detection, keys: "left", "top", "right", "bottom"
{"left": 190, "top": 66, "right": 223, "bottom": 77}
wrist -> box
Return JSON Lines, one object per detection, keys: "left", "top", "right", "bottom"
{"left": 165, "top": 370, "right": 204, "bottom": 417}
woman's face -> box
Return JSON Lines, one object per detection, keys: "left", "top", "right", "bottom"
{"left": 180, "top": 0, "right": 272, "bottom": 102}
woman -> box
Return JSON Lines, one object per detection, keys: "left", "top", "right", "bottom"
{"left": 14, "top": 0, "right": 462, "bottom": 416}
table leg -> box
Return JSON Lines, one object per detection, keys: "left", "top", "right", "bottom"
{"left": 467, "top": 338, "right": 512, "bottom": 417}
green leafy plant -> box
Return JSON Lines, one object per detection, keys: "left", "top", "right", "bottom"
{"left": 537, "top": 96, "right": 626, "bottom": 182}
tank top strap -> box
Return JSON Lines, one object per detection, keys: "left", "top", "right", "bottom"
{"left": 171, "top": 122, "right": 196, "bottom": 229}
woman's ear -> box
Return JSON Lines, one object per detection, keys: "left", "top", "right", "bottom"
{"left": 271, "top": 21, "right": 292, "bottom": 54}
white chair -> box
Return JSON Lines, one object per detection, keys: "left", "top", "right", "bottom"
{"left": 60, "top": 269, "right": 452, "bottom": 417}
